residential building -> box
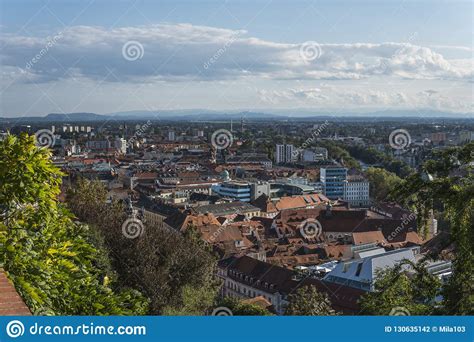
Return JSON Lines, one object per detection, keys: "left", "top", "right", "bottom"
{"left": 275, "top": 144, "right": 294, "bottom": 164}
{"left": 343, "top": 176, "right": 370, "bottom": 207}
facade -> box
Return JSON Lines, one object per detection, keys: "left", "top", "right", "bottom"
{"left": 320, "top": 166, "right": 347, "bottom": 199}
{"left": 324, "top": 247, "right": 419, "bottom": 291}
{"left": 459, "top": 130, "right": 473, "bottom": 143}
{"left": 302, "top": 147, "right": 328, "bottom": 162}
{"left": 114, "top": 137, "right": 127, "bottom": 154}
{"left": 343, "top": 177, "right": 370, "bottom": 207}
{"left": 430, "top": 132, "right": 446, "bottom": 144}
{"left": 275, "top": 144, "right": 294, "bottom": 164}
{"left": 226, "top": 154, "right": 273, "bottom": 169}
{"left": 213, "top": 181, "right": 271, "bottom": 202}
{"left": 212, "top": 181, "right": 252, "bottom": 202}
{"left": 85, "top": 140, "right": 110, "bottom": 151}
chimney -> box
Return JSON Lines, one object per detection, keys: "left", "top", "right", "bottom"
{"left": 325, "top": 202, "right": 332, "bottom": 218}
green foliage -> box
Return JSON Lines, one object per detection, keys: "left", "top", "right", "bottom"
{"left": 217, "top": 297, "right": 273, "bottom": 316}
{"left": 359, "top": 259, "right": 441, "bottom": 315}
{"left": 0, "top": 134, "right": 148, "bottom": 315}
{"left": 346, "top": 144, "right": 412, "bottom": 178}
{"left": 390, "top": 142, "right": 473, "bottom": 315}
{"left": 366, "top": 167, "right": 403, "bottom": 201}
{"left": 162, "top": 285, "right": 218, "bottom": 316}
{"left": 318, "top": 141, "right": 359, "bottom": 169}
{"left": 67, "top": 179, "right": 220, "bottom": 314}
{"left": 285, "top": 285, "right": 336, "bottom": 316}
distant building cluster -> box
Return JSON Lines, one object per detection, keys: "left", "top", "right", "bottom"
{"left": 7, "top": 118, "right": 462, "bottom": 315}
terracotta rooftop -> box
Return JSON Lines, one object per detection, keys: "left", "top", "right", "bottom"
{"left": 0, "top": 270, "right": 30, "bottom": 316}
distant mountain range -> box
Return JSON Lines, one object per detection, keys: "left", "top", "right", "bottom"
{"left": 1, "top": 109, "right": 473, "bottom": 123}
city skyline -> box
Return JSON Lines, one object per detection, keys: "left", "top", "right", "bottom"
{"left": 1, "top": 0, "right": 473, "bottom": 117}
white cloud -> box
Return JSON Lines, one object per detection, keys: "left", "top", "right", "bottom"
{"left": 1, "top": 24, "right": 472, "bottom": 84}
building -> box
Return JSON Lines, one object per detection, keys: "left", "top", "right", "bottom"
{"left": 192, "top": 202, "right": 260, "bottom": 220}
{"left": 302, "top": 147, "right": 328, "bottom": 162}
{"left": 85, "top": 140, "right": 111, "bottom": 151}
{"left": 459, "top": 130, "right": 473, "bottom": 143}
{"left": 212, "top": 181, "right": 252, "bottom": 202}
{"left": 320, "top": 166, "right": 347, "bottom": 199}
{"left": 275, "top": 144, "right": 294, "bottom": 164}
{"left": 323, "top": 247, "right": 419, "bottom": 291}
{"left": 213, "top": 181, "right": 271, "bottom": 202}
{"left": 343, "top": 176, "right": 370, "bottom": 207}
{"left": 114, "top": 137, "right": 127, "bottom": 154}
{"left": 430, "top": 132, "right": 446, "bottom": 144}
{"left": 226, "top": 154, "right": 273, "bottom": 169}
{"left": 168, "top": 131, "right": 175, "bottom": 141}
{"left": 218, "top": 255, "right": 365, "bottom": 314}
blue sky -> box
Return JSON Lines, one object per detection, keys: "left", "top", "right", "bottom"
{"left": 1, "top": 0, "right": 472, "bottom": 116}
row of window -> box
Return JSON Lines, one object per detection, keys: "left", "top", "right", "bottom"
{"left": 226, "top": 280, "right": 273, "bottom": 304}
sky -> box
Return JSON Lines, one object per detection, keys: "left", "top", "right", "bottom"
{"left": 0, "top": 0, "right": 473, "bottom": 117}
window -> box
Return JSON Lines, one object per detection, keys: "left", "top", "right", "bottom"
{"left": 355, "top": 263, "right": 363, "bottom": 277}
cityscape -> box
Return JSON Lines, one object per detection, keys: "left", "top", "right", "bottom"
{"left": 0, "top": 1, "right": 472, "bottom": 340}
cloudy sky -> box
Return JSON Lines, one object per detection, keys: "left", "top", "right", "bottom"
{"left": 0, "top": 0, "right": 473, "bottom": 117}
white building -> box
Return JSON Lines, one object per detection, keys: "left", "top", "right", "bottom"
{"left": 343, "top": 176, "right": 370, "bottom": 207}
{"left": 114, "top": 137, "right": 127, "bottom": 154}
{"left": 275, "top": 144, "right": 294, "bottom": 164}
{"left": 168, "top": 131, "right": 175, "bottom": 141}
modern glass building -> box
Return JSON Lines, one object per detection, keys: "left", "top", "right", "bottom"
{"left": 212, "top": 181, "right": 252, "bottom": 202}
{"left": 320, "top": 166, "right": 347, "bottom": 199}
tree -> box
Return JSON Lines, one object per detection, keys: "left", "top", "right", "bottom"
{"left": 0, "top": 134, "right": 148, "bottom": 315}
{"left": 161, "top": 285, "right": 218, "bottom": 315}
{"left": 359, "top": 259, "right": 440, "bottom": 315}
{"left": 67, "top": 179, "right": 220, "bottom": 314}
{"left": 217, "top": 297, "right": 272, "bottom": 316}
{"left": 366, "top": 167, "right": 402, "bottom": 201}
{"left": 285, "top": 285, "right": 335, "bottom": 315}
{"left": 391, "top": 142, "right": 474, "bottom": 315}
